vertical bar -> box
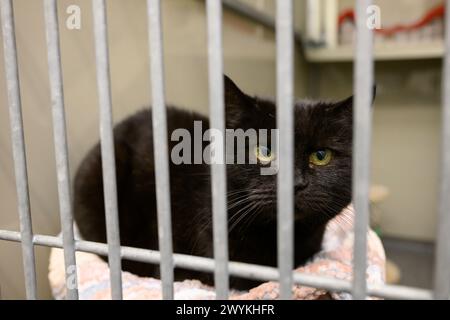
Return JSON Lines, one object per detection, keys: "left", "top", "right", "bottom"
{"left": 92, "top": 0, "right": 122, "bottom": 300}
{"left": 0, "top": 0, "right": 37, "bottom": 300}
{"left": 434, "top": 0, "right": 450, "bottom": 300}
{"left": 306, "top": 0, "right": 321, "bottom": 44}
{"left": 352, "top": 0, "right": 374, "bottom": 300}
{"left": 206, "top": 0, "right": 229, "bottom": 299}
{"left": 146, "top": 0, "right": 174, "bottom": 299}
{"left": 276, "top": 0, "right": 294, "bottom": 300}
{"left": 324, "top": 0, "right": 338, "bottom": 48}
{"left": 43, "top": 0, "right": 78, "bottom": 300}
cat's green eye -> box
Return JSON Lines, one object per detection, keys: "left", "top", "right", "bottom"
{"left": 255, "top": 146, "right": 275, "bottom": 164}
{"left": 309, "top": 149, "right": 333, "bottom": 166}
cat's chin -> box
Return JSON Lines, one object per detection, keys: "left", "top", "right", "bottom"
{"left": 293, "top": 206, "right": 340, "bottom": 225}
{"left": 293, "top": 202, "right": 314, "bottom": 219}
{"left": 294, "top": 212, "right": 312, "bottom": 221}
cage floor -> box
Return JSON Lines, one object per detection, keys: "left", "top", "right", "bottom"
{"left": 382, "top": 236, "right": 434, "bottom": 290}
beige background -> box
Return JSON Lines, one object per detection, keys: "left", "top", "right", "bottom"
{"left": 0, "top": 0, "right": 443, "bottom": 298}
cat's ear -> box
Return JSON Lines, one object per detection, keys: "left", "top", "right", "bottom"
{"left": 224, "top": 75, "right": 247, "bottom": 108}
{"left": 325, "top": 94, "right": 353, "bottom": 119}
{"left": 328, "top": 85, "right": 377, "bottom": 114}
{"left": 342, "top": 85, "right": 377, "bottom": 106}
{"left": 224, "top": 75, "right": 252, "bottom": 128}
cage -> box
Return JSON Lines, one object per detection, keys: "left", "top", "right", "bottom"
{"left": 0, "top": 0, "right": 448, "bottom": 300}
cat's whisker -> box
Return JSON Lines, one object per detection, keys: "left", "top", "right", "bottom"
{"left": 313, "top": 199, "right": 353, "bottom": 233}
{"left": 227, "top": 188, "right": 249, "bottom": 196}
{"left": 229, "top": 202, "right": 260, "bottom": 234}
{"left": 229, "top": 199, "right": 261, "bottom": 226}
{"left": 239, "top": 201, "right": 266, "bottom": 232}
{"left": 228, "top": 199, "right": 252, "bottom": 211}
{"left": 227, "top": 191, "right": 250, "bottom": 201}
{"left": 227, "top": 195, "right": 253, "bottom": 211}
{"left": 228, "top": 201, "right": 256, "bottom": 224}
{"left": 321, "top": 207, "right": 349, "bottom": 233}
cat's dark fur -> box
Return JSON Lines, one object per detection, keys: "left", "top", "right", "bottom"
{"left": 73, "top": 76, "right": 356, "bottom": 290}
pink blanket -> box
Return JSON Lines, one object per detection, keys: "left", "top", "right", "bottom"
{"left": 48, "top": 205, "right": 385, "bottom": 299}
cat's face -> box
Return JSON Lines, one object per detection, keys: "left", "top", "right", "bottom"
{"left": 224, "top": 76, "right": 356, "bottom": 227}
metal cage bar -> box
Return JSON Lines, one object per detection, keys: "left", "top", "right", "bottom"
{"left": 43, "top": 0, "right": 79, "bottom": 300}
{"left": 206, "top": 0, "right": 229, "bottom": 299}
{"left": 276, "top": 0, "right": 295, "bottom": 300}
{"left": 146, "top": 0, "right": 175, "bottom": 300}
{"left": 0, "top": 229, "right": 434, "bottom": 300}
{"left": 352, "top": 0, "right": 374, "bottom": 300}
{"left": 434, "top": 0, "right": 450, "bottom": 300}
{"left": 91, "top": 0, "right": 123, "bottom": 300}
{"left": 0, "top": 0, "right": 37, "bottom": 300}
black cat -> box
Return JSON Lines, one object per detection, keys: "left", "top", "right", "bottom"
{"left": 73, "top": 76, "right": 357, "bottom": 290}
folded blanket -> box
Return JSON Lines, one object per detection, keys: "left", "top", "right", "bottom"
{"left": 48, "top": 205, "right": 385, "bottom": 300}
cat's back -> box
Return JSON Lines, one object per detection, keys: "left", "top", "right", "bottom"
{"left": 73, "top": 106, "right": 210, "bottom": 244}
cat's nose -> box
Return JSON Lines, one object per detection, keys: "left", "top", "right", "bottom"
{"left": 294, "top": 176, "right": 309, "bottom": 192}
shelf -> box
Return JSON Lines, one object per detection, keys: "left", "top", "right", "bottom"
{"left": 305, "top": 41, "right": 444, "bottom": 62}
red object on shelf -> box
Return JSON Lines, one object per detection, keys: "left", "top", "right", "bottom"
{"left": 338, "top": 4, "right": 445, "bottom": 37}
